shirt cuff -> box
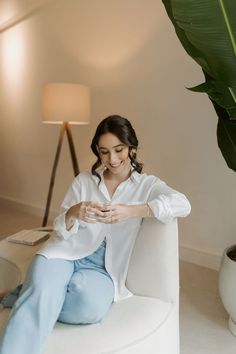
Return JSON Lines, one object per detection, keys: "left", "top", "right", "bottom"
{"left": 147, "top": 196, "right": 173, "bottom": 224}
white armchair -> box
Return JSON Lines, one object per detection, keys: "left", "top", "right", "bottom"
{"left": 0, "top": 218, "right": 179, "bottom": 354}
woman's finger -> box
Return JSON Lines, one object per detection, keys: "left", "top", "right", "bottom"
{"left": 87, "top": 207, "right": 104, "bottom": 217}
{"left": 84, "top": 212, "right": 98, "bottom": 223}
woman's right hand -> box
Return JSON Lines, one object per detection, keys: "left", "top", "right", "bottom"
{"left": 65, "top": 201, "right": 109, "bottom": 229}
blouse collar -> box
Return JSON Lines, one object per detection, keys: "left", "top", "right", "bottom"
{"left": 96, "top": 166, "right": 141, "bottom": 185}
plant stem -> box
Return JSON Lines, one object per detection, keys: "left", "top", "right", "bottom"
{"left": 219, "top": 0, "right": 236, "bottom": 56}
{"left": 229, "top": 87, "right": 236, "bottom": 104}
{"left": 219, "top": 1, "right": 236, "bottom": 105}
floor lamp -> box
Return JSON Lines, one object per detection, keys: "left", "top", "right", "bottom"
{"left": 41, "top": 83, "right": 90, "bottom": 227}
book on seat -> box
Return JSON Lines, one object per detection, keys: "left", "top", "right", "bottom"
{"left": 7, "top": 230, "right": 50, "bottom": 246}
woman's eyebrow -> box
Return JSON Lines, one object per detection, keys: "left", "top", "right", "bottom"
{"left": 99, "top": 144, "right": 125, "bottom": 150}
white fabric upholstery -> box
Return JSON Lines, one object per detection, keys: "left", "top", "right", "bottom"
{"left": 0, "top": 218, "right": 179, "bottom": 354}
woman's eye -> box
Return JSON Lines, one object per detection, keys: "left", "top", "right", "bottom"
{"left": 99, "top": 147, "right": 124, "bottom": 155}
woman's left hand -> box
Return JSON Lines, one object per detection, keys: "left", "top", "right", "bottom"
{"left": 99, "top": 204, "right": 132, "bottom": 224}
{"left": 98, "top": 203, "right": 150, "bottom": 223}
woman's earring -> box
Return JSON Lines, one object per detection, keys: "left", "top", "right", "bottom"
{"left": 130, "top": 148, "right": 136, "bottom": 159}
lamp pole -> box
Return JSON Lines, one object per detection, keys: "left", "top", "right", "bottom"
{"left": 65, "top": 122, "right": 80, "bottom": 176}
{"left": 41, "top": 122, "right": 80, "bottom": 227}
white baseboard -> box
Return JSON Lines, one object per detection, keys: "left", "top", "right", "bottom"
{"left": 0, "top": 196, "right": 59, "bottom": 223}
{"left": 0, "top": 196, "right": 222, "bottom": 270}
{"left": 179, "top": 245, "right": 221, "bottom": 271}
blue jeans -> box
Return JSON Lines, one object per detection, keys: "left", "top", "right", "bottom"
{"left": 0, "top": 242, "right": 114, "bottom": 354}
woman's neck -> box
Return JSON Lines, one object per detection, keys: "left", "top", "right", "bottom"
{"left": 103, "top": 165, "right": 132, "bottom": 184}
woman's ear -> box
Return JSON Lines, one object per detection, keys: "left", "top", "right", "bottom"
{"left": 130, "top": 148, "right": 137, "bottom": 158}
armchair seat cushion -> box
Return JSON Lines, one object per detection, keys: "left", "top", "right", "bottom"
{"left": 0, "top": 295, "right": 173, "bottom": 354}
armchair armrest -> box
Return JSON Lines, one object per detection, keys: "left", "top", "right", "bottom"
{"left": 126, "top": 218, "right": 179, "bottom": 303}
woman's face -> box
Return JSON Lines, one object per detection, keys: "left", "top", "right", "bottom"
{"left": 97, "top": 132, "right": 130, "bottom": 175}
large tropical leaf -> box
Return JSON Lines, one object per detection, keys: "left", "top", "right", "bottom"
{"left": 214, "top": 102, "right": 236, "bottom": 172}
{"left": 162, "top": 0, "right": 236, "bottom": 171}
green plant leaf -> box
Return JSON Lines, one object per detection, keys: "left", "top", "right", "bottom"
{"left": 162, "top": 0, "right": 236, "bottom": 117}
{"left": 188, "top": 73, "right": 236, "bottom": 118}
{"left": 212, "top": 101, "right": 236, "bottom": 171}
{"left": 162, "top": 0, "right": 236, "bottom": 171}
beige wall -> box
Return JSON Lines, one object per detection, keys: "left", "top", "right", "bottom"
{"left": 0, "top": 0, "right": 235, "bottom": 269}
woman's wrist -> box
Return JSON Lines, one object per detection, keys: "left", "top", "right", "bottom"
{"left": 129, "top": 204, "right": 152, "bottom": 218}
{"left": 145, "top": 204, "right": 153, "bottom": 217}
{"left": 146, "top": 204, "right": 151, "bottom": 217}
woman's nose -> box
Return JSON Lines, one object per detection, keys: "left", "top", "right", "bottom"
{"left": 109, "top": 152, "right": 118, "bottom": 163}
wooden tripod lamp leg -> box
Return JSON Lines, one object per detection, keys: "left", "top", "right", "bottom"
{"left": 65, "top": 122, "right": 80, "bottom": 176}
{"left": 42, "top": 123, "right": 66, "bottom": 227}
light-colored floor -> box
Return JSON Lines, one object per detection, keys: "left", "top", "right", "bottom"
{"left": 179, "top": 262, "right": 236, "bottom": 353}
{"left": 0, "top": 204, "right": 235, "bottom": 353}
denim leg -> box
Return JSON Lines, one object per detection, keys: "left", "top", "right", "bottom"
{"left": 0, "top": 255, "right": 74, "bottom": 354}
{"left": 58, "top": 269, "right": 114, "bottom": 324}
{"left": 58, "top": 242, "right": 114, "bottom": 324}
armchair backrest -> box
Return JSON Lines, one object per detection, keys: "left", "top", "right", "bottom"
{"left": 126, "top": 218, "right": 179, "bottom": 303}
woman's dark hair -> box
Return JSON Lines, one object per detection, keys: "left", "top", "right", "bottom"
{"left": 91, "top": 115, "right": 143, "bottom": 182}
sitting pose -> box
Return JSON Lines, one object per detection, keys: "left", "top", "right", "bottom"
{"left": 0, "top": 115, "right": 191, "bottom": 354}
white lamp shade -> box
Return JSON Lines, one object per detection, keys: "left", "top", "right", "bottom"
{"left": 42, "top": 83, "right": 90, "bottom": 124}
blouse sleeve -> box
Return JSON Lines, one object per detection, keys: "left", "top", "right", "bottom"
{"left": 53, "top": 177, "right": 81, "bottom": 240}
{"left": 147, "top": 177, "right": 191, "bottom": 224}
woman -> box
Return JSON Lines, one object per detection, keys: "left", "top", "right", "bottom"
{"left": 0, "top": 115, "right": 191, "bottom": 354}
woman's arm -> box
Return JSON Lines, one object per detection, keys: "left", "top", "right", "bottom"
{"left": 53, "top": 177, "right": 82, "bottom": 239}
{"left": 101, "top": 177, "right": 190, "bottom": 224}
{"left": 146, "top": 178, "right": 191, "bottom": 223}
{"left": 128, "top": 203, "right": 153, "bottom": 218}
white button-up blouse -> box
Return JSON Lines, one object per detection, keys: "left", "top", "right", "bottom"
{"left": 38, "top": 169, "right": 191, "bottom": 302}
